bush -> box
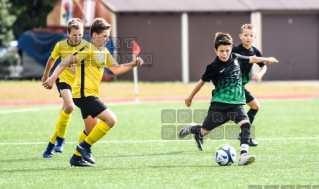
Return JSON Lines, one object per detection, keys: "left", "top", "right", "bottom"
{"left": 0, "top": 55, "right": 19, "bottom": 78}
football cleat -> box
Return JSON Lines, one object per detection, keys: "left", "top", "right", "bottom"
{"left": 43, "top": 142, "right": 55, "bottom": 158}
{"left": 238, "top": 133, "right": 258, "bottom": 147}
{"left": 54, "top": 136, "right": 65, "bottom": 153}
{"left": 76, "top": 143, "right": 95, "bottom": 164}
{"left": 238, "top": 153, "right": 256, "bottom": 166}
{"left": 70, "top": 156, "right": 94, "bottom": 167}
{"left": 194, "top": 134, "right": 203, "bottom": 151}
{"left": 178, "top": 122, "right": 197, "bottom": 139}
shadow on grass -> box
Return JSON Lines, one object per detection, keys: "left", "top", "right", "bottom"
{"left": 0, "top": 157, "right": 69, "bottom": 173}
{"left": 98, "top": 150, "right": 212, "bottom": 158}
{"left": 0, "top": 167, "right": 69, "bottom": 173}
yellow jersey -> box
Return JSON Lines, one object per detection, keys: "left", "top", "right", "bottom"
{"left": 51, "top": 39, "right": 90, "bottom": 86}
{"left": 72, "top": 43, "right": 117, "bottom": 98}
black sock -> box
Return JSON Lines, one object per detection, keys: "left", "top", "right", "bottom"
{"left": 240, "top": 122, "right": 251, "bottom": 144}
{"left": 240, "top": 122, "right": 251, "bottom": 155}
{"left": 80, "top": 141, "right": 91, "bottom": 148}
{"left": 190, "top": 125, "right": 202, "bottom": 135}
{"left": 247, "top": 109, "right": 258, "bottom": 124}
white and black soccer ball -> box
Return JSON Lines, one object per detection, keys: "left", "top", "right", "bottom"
{"left": 214, "top": 144, "right": 237, "bottom": 166}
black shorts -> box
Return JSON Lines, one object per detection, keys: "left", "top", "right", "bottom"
{"left": 73, "top": 96, "right": 108, "bottom": 119}
{"left": 55, "top": 79, "right": 72, "bottom": 97}
{"left": 244, "top": 87, "right": 255, "bottom": 103}
{"left": 201, "top": 102, "right": 249, "bottom": 131}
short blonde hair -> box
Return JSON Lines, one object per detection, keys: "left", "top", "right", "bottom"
{"left": 240, "top": 24, "right": 256, "bottom": 33}
{"left": 67, "top": 18, "right": 83, "bottom": 33}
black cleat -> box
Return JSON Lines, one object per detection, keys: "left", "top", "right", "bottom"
{"left": 194, "top": 134, "right": 203, "bottom": 151}
{"left": 76, "top": 143, "right": 95, "bottom": 164}
{"left": 70, "top": 156, "right": 94, "bottom": 167}
{"left": 249, "top": 138, "right": 258, "bottom": 147}
{"left": 238, "top": 133, "right": 258, "bottom": 147}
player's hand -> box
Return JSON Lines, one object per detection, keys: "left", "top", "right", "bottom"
{"left": 42, "top": 76, "right": 57, "bottom": 90}
{"left": 41, "top": 75, "right": 48, "bottom": 83}
{"left": 70, "top": 63, "right": 76, "bottom": 74}
{"left": 252, "top": 73, "right": 261, "bottom": 82}
{"left": 185, "top": 97, "right": 193, "bottom": 107}
{"left": 266, "top": 57, "right": 278, "bottom": 64}
{"left": 135, "top": 57, "right": 144, "bottom": 66}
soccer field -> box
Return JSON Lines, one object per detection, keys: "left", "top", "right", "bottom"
{"left": 0, "top": 99, "right": 319, "bottom": 189}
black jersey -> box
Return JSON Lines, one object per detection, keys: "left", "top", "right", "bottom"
{"left": 201, "top": 53, "right": 250, "bottom": 105}
{"left": 232, "top": 44, "right": 265, "bottom": 85}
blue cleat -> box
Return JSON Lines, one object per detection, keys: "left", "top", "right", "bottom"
{"left": 76, "top": 143, "right": 95, "bottom": 164}
{"left": 70, "top": 155, "right": 94, "bottom": 167}
{"left": 54, "top": 136, "right": 65, "bottom": 153}
{"left": 43, "top": 142, "right": 55, "bottom": 158}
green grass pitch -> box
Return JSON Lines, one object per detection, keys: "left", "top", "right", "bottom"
{"left": 0, "top": 99, "right": 318, "bottom": 189}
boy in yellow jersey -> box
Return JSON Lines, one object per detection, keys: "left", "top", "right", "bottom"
{"left": 41, "top": 18, "right": 91, "bottom": 158}
{"left": 43, "top": 18, "right": 144, "bottom": 166}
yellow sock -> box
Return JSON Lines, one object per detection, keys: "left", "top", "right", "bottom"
{"left": 78, "top": 130, "right": 88, "bottom": 143}
{"left": 49, "top": 131, "right": 57, "bottom": 144}
{"left": 85, "top": 121, "right": 111, "bottom": 145}
{"left": 74, "top": 130, "right": 88, "bottom": 156}
{"left": 56, "top": 110, "right": 72, "bottom": 138}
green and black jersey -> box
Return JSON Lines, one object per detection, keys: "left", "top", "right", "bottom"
{"left": 201, "top": 53, "right": 250, "bottom": 105}
{"left": 232, "top": 44, "right": 265, "bottom": 85}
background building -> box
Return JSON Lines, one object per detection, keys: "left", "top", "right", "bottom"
{"left": 16, "top": 0, "right": 319, "bottom": 81}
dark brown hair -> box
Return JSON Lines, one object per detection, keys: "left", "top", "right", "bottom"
{"left": 214, "top": 32, "right": 233, "bottom": 49}
{"left": 90, "top": 18, "right": 111, "bottom": 37}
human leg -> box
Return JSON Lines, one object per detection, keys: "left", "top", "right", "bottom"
{"left": 234, "top": 106, "right": 256, "bottom": 166}
{"left": 70, "top": 111, "right": 98, "bottom": 167}
{"left": 179, "top": 104, "right": 230, "bottom": 150}
{"left": 238, "top": 88, "right": 259, "bottom": 147}
{"left": 77, "top": 109, "right": 116, "bottom": 163}
{"left": 43, "top": 83, "right": 74, "bottom": 158}
{"left": 72, "top": 97, "right": 115, "bottom": 164}
{"left": 54, "top": 88, "right": 75, "bottom": 152}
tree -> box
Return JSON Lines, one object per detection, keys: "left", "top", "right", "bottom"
{"left": 0, "top": 0, "right": 16, "bottom": 47}
{"left": 8, "top": 0, "right": 58, "bottom": 39}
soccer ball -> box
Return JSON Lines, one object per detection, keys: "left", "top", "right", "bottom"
{"left": 214, "top": 144, "right": 237, "bottom": 166}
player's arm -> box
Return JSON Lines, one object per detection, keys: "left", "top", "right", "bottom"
{"left": 185, "top": 64, "right": 213, "bottom": 107}
{"left": 252, "top": 65, "right": 267, "bottom": 82}
{"left": 41, "top": 57, "right": 57, "bottom": 83}
{"left": 42, "top": 55, "right": 76, "bottom": 89}
{"left": 42, "top": 47, "right": 85, "bottom": 90}
{"left": 41, "top": 43, "right": 61, "bottom": 83}
{"left": 185, "top": 79, "right": 205, "bottom": 107}
{"left": 108, "top": 57, "right": 143, "bottom": 75}
{"left": 249, "top": 56, "right": 278, "bottom": 64}
{"left": 253, "top": 50, "right": 268, "bottom": 81}
{"left": 234, "top": 53, "right": 278, "bottom": 64}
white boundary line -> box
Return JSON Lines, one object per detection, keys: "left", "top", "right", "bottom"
{"left": 0, "top": 137, "right": 318, "bottom": 145}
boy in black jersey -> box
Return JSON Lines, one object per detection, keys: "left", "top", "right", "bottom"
{"left": 178, "top": 32, "right": 278, "bottom": 166}
{"left": 233, "top": 24, "right": 267, "bottom": 146}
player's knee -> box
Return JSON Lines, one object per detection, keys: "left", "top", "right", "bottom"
{"left": 249, "top": 100, "right": 260, "bottom": 110}
{"left": 64, "top": 103, "right": 75, "bottom": 113}
{"left": 238, "top": 120, "right": 250, "bottom": 127}
{"left": 104, "top": 115, "right": 117, "bottom": 128}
